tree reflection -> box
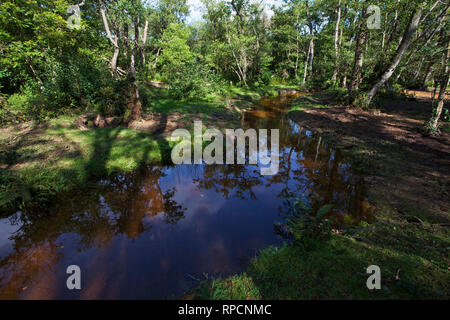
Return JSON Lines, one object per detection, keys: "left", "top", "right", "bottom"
{"left": 0, "top": 94, "right": 373, "bottom": 299}
{"left": 191, "top": 118, "right": 373, "bottom": 226}
{"left": 0, "top": 166, "right": 186, "bottom": 298}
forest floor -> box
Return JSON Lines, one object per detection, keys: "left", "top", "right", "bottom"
{"left": 289, "top": 91, "right": 450, "bottom": 224}
{"left": 192, "top": 90, "right": 450, "bottom": 300}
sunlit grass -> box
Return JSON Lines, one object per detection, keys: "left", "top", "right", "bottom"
{"left": 0, "top": 118, "right": 169, "bottom": 210}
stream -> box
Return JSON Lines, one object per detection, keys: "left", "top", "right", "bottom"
{"left": 0, "top": 93, "right": 372, "bottom": 299}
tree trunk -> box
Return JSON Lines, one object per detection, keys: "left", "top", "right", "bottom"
{"left": 99, "top": 0, "right": 120, "bottom": 77}
{"left": 413, "top": 56, "right": 425, "bottom": 83}
{"left": 224, "top": 11, "right": 248, "bottom": 87}
{"left": 425, "top": 40, "right": 449, "bottom": 134}
{"left": 331, "top": 0, "right": 342, "bottom": 84}
{"left": 308, "top": 25, "right": 314, "bottom": 78}
{"left": 302, "top": 0, "right": 314, "bottom": 86}
{"left": 302, "top": 39, "right": 312, "bottom": 86}
{"left": 127, "top": 54, "right": 143, "bottom": 122}
{"left": 111, "top": 45, "right": 119, "bottom": 78}
{"left": 366, "top": 7, "right": 424, "bottom": 105}
{"left": 127, "top": 19, "right": 143, "bottom": 122}
{"left": 140, "top": 19, "right": 149, "bottom": 65}
{"left": 294, "top": 12, "right": 300, "bottom": 79}
{"left": 348, "top": 12, "right": 368, "bottom": 104}
{"left": 421, "top": 60, "right": 433, "bottom": 89}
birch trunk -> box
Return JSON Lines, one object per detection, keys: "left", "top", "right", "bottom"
{"left": 367, "top": 7, "right": 424, "bottom": 105}
{"left": 302, "top": 39, "right": 312, "bottom": 86}
{"left": 99, "top": 0, "right": 119, "bottom": 78}
{"left": 425, "top": 40, "right": 449, "bottom": 133}
{"left": 348, "top": 10, "right": 368, "bottom": 103}
{"left": 331, "top": 0, "right": 342, "bottom": 84}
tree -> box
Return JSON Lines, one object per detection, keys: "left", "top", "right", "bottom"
{"left": 424, "top": 37, "right": 449, "bottom": 134}
{"left": 366, "top": 6, "right": 423, "bottom": 105}
{"left": 98, "top": 0, "right": 150, "bottom": 121}
{"left": 331, "top": 0, "right": 342, "bottom": 84}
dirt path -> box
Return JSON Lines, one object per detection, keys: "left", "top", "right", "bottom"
{"left": 289, "top": 92, "right": 450, "bottom": 223}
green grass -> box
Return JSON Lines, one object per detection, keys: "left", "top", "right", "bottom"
{"left": 148, "top": 99, "right": 227, "bottom": 115}
{"left": 0, "top": 116, "right": 173, "bottom": 211}
{"left": 195, "top": 213, "right": 449, "bottom": 299}
{"left": 192, "top": 89, "right": 450, "bottom": 300}
{"left": 3, "top": 81, "right": 293, "bottom": 211}
{"left": 141, "top": 82, "right": 268, "bottom": 115}
{"left": 142, "top": 80, "right": 303, "bottom": 115}
{"left": 288, "top": 93, "right": 337, "bottom": 112}
{"left": 289, "top": 103, "right": 329, "bottom": 112}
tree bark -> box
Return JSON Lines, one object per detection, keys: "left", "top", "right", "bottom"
{"left": 224, "top": 10, "right": 248, "bottom": 86}
{"left": 302, "top": 38, "right": 312, "bottom": 86}
{"left": 348, "top": 7, "right": 369, "bottom": 104}
{"left": 127, "top": 17, "right": 143, "bottom": 122}
{"left": 302, "top": 0, "right": 314, "bottom": 86}
{"left": 331, "top": 0, "right": 342, "bottom": 84}
{"left": 294, "top": 12, "right": 300, "bottom": 79}
{"left": 308, "top": 28, "right": 314, "bottom": 78}
{"left": 367, "top": 7, "right": 424, "bottom": 105}
{"left": 99, "top": 0, "right": 119, "bottom": 78}
{"left": 140, "top": 19, "right": 149, "bottom": 65}
{"left": 425, "top": 39, "right": 449, "bottom": 133}
{"left": 421, "top": 60, "right": 434, "bottom": 89}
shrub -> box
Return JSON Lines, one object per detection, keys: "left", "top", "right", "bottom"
{"left": 280, "top": 199, "right": 333, "bottom": 250}
{"left": 166, "top": 62, "right": 225, "bottom": 100}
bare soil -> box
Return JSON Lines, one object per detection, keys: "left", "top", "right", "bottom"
{"left": 289, "top": 91, "right": 450, "bottom": 223}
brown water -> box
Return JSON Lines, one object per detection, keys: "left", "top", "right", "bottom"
{"left": 0, "top": 93, "right": 372, "bottom": 299}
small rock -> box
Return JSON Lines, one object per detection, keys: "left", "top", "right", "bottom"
{"left": 94, "top": 114, "right": 106, "bottom": 128}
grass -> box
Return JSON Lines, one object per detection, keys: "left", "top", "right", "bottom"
{"left": 288, "top": 92, "right": 340, "bottom": 112}
{"left": 289, "top": 103, "right": 329, "bottom": 112}
{"left": 195, "top": 211, "right": 449, "bottom": 299}
{"left": 1, "top": 81, "right": 294, "bottom": 211}
{"left": 0, "top": 116, "right": 173, "bottom": 211}
{"left": 2, "top": 80, "right": 271, "bottom": 211}
{"left": 190, "top": 89, "right": 450, "bottom": 300}
{"left": 4, "top": 83, "right": 447, "bottom": 299}
{"left": 142, "top": 85, "right": 229, "bottom": 115}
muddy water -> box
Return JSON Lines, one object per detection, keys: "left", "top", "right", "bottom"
{"left": 0, "top": 93, "right": 372, "bottom": 299}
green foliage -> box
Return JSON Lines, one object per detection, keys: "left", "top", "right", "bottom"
{"left": 166, "top": 63, "right": 225, "bottom": 100}
{"left": 443, "top": 108, "right": 449, "bottom": 122}
{"left": 159, "top": 23, "right": 225, "bottom": 99}
{"left": 282, "top": 199, "right": 333, "bottom": 250}
{"left": 159, "top": 23, "right": 195, "bottom": 73}
{"left": 2, "top": 0, "right": 446, "bottom": 122}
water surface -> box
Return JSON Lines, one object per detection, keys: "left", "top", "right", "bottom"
{"left": 0, "top": 93, "right": 372, "bottom": 299}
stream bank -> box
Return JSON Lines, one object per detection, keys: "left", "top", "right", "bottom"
{"left": 190, "top": 91, "right": 450, "bottom": 300}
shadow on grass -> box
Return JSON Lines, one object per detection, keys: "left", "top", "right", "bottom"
{"left": 288, "top": 96, "right": 450, "bottom": 224}
{"left": 195, "top": 225, "right": 449, "bottom": 300}
{"left": 0, "top": 120, "right": 175, "bottom": 212}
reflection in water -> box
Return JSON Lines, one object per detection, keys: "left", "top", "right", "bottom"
{"left": 0, "top": 93, "right": 372, "bottom": 299}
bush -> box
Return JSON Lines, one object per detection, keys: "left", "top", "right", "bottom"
{"left": 0, "top": 54, "right": 120, "bottom": 124}
{"left": 166, "top": 62, "right": 225, "bottom": 100}
{"left": 278, "top": 199, "right": 333, "bottom": 250}
{"left": 443, "top": 108, "right": 449, "bottom": 122}
{"left": 1, "top": 88, "right": 43, "bottom": 124}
